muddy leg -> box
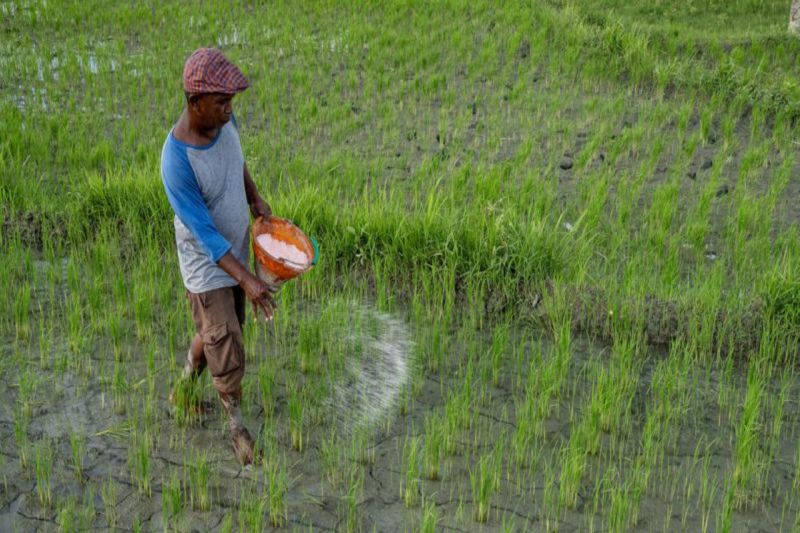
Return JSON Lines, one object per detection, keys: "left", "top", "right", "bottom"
{"left": 219, "top": 390, "right": 255, "bottom": 466}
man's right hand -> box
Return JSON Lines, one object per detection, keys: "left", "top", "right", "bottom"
{"left": 217, "top": 251, "right": 277, "bottom": 321}
{"left": 240, "top": 272, "right": 277, "bottom": 321}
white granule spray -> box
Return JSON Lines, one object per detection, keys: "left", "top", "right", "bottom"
{"left": 325, "top": 304, "right": 412, "bottom": 435}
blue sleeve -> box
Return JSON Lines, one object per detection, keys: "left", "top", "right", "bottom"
{"left": 161, "top": 139, "right": 232, "bottom": 262}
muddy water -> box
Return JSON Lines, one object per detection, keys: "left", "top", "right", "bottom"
{"left": 0, "top": 295, "right": 798, "bottom": 531}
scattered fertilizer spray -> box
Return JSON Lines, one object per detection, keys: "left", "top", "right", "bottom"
{"left": 254, "top": 221, "right": 409, "bottom": 435}
{"left": 323, "top": 303, "right": 412, "bottom": 435}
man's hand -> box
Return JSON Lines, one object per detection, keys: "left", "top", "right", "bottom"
{"left": 218, "top": 252, "right": 277, "bottom": 321}
{"left": 240, "top": 272, "right": 277, "bottom": 321}
{"left": 250, "top": 197, "right": 272, "bottom": 220}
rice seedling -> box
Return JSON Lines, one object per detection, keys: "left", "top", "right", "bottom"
{"left": 350, "top": 426, "right": 376, "bottom": 466}
{"left": 128, "top": 431, "right": 152, "bottom": 496}
{"left": 402, "top": 434, "right": 422, "bottom": 507}
{"left": 162, "top": 470, "right": 184, "bottom": 532}
{"left": 422, "top": 413, "right": 443, "bottom": 481}
{"left": 34, "top": 440, "right": 53, "bottom": 507}
{"left": 732, "top": 357, "right": 767, "bottom": 509}
{"left": 237, "top": 482, "right": 266, "bottom": 533}
{"left": 265, "top": 454, "right": 289, "bottom": 527}
{"left": 420, "top": 498, "right": 439, "bottom": 532}
{"left": 342, "top": 464, "right": 364, "bottom": 533}
{"left": 321, "top": 429, "right": 345, "bottom": 488}
{"left": 12, "top": 284, "right": 31, "bottom": 342}
{"left": 13, "top": 406, "right": 29, "bottom": 470}
{"left": 100, "top": 473, "right": 118, "bottom": 529}
{"left": 56, "top": 494, "right": 94, "bottom": 533}
{"left": 187, "top": 449, "right": 212, "bottom": 511}
{"left": 470, "top": 452, "right": 499, "bottom": 523}
{"left": 69, "top": 430, "right": 86, "bottom": 479}
{"left": 257, "top": 360, "right": 276, "bottom": 419}
{"left": 287, "top": 382, "right": 304, "bottom": 452}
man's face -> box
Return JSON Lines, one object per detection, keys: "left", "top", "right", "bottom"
{"left": 191, "top": 93, "right": 234, "bottom": 128}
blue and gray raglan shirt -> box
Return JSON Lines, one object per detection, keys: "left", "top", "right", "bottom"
{"left": 161, "top": 118, "right": 250, "bottom": 293}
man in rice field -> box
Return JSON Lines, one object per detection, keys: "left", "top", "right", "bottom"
{"left": 160, "top": 48, "right": 276, "bottom": 466}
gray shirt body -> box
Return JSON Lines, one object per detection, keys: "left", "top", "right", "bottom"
{"left": 162, "top": 121, "right": 250, "bottom": 294}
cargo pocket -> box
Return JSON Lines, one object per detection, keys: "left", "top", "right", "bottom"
{"left": 202, "top": 322, "right": 242, "bottom": 381}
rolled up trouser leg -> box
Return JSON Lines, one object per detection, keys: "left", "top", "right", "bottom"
{"left": 187, "top": 286, "right": 247, "bottom": 396}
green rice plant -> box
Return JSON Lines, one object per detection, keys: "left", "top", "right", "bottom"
{"left": 444, "top": 361, "right": 475, "bottom": 430}
{"left": 732, "top": 359, "right": 766, "bottom": 509}
{"left": 265, "top": 454, "right": 289, "bottom": 527}
{"left": 112, "top": 359, "right": 127, "bottom": 415}
{"left": 257, "top": 360, "right": 275, "bottom": 419}
{"left": 441, "top": 398, "right": 460, "bottom": 457}
{"left": 297, "top": 314, "right": 323, "bottom": 374}
{"left": 489, "top": 320, "right": 510, "bottom": 387}
{"left": 34, "top": 440, "right": 53, "bottom": 507}
{"left": 350, "top": 427, "right": 375, "bottom": 466}
{"left": 698, "top": 449, "right": 719, "bottom": 533}
{"left": 237, "top": 482, "right": 266, "bottom": 533}
{"left": 343, "top": 464, "right": 363, "bottom": 533}
{"left": 128, "top": 431, "right": 152, "bottom": 496}
{"left": 69, "top": 430, "right": 86, "bottom": 478}
{"left": 320, "top": 428, "right": 345, "bottom": 488}
{"left": 16, "top": 365, "right": 37, "bottom": 421}
{"left": 170, "top": 373, "right": 203, "bottom": 427}
{"left": 219, "top": 514, "right": 233, "bottom": 533}
{"left": 13, "top": 406, "right": 29, "bottom": 469}
{"left": 133, "top": 282, "right": 153, "bottom": 342}
{"left": 470, "top": 453, "right": 495, "bottom": 523}
{"left": 422, "top": 413, "right": 443, "bottom": 480}
{"left": 402, "top": 434, "right": 421, "bottom": 508}
{"left": 12, "top": 284, "right": 31, "bottom": 341}
{"left": 420, "top": 498, "right": 439, "bottom": 533}
{"left": 766, "top": 368, "right": 793, "bottom": 479}
{"left": 162, "top": 470, "right": 183, "bottom": 532}
{"left": 559, "top": 425, "right": 588, "bottom": 510}
{"left": 512, "top": 386, "right": 536, "bottom": 468}
{"left": 37, "top": 316, "right": 53, "bottom": 370}
{"left": 595, "top": 465, "right": 642, "bottom": 533}
{"left": 716, "top": 476, "right": 736, "bottom": 533}
{"left": 65, "top": 291, "right": 86, "bottom": 355}
{"left": 56, "top": 496, "right": 82, "bottom": 532}
{"left": 100, "top": 474, "right": 118, "bottom": 529}
{"left": 187, "top": 449, "right": 212, "bottom": 511}
{"left": 287, "top": 383, "right": 304, "bottom": 452}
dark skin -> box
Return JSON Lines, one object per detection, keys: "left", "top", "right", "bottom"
{"left": 172, "top": 92, "right": 277, "bottom": 333}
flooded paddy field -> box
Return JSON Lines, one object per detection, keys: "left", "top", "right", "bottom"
{"left": 2, "top": 246, "right": 800, "bottom": 531}
{"left": 4, "top": 0, "right": 800, "bottom": 531}
{"left": 2, "top": 264, "right": 800, "bottom": 531}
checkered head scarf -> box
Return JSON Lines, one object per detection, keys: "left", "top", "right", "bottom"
{"left": 182, "top": 48, "right": 249, "bottom": 95}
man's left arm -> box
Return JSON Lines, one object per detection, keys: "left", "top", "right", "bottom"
{"left": 244, "top": 163, "right": 271, "bottom": 219}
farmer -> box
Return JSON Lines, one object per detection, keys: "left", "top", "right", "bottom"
{"left": 160, "top": 48, "right": 276, "bottom": 465}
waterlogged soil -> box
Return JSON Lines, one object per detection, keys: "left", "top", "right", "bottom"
{"left": 0, "top": 289, "right": 799, "bottom": 532}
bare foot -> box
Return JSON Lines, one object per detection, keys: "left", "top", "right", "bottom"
{"left": 231, "top": 427, "right": 255, "bottom": 466}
